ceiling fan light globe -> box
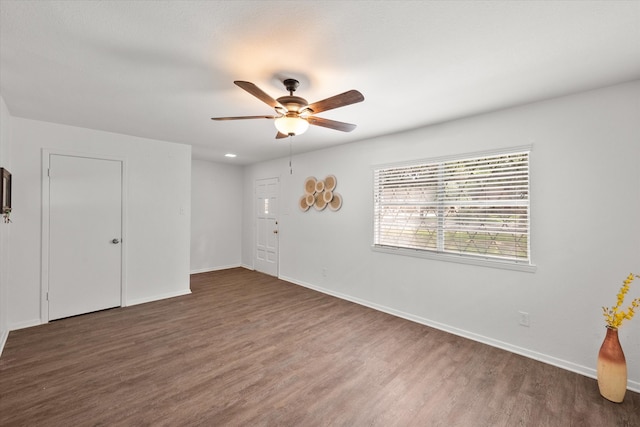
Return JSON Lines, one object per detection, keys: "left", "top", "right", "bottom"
{"left": 275, "top": 116, "right": 309, "bottom": 136}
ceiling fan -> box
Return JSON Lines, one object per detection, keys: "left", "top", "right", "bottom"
{"left": 211, "top": 79, "right": 364, "bottom": 138}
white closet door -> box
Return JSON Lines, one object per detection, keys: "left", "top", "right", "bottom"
{"left": 48, "top": 154, "right": 122, "bottom": 320}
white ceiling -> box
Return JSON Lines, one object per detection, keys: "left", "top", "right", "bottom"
{"left": 1, "top": 1, "right": 639, "bottom": 165}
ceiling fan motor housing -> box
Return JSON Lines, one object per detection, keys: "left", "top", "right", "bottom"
{"left": 276, "top": 96, "right": 309, "bottom": 114}
{"left": 278, "top": 79, "right": 311, "bottom": 115}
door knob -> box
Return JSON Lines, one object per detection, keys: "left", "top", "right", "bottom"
{"left": 112, "top": 238, "right": 120, "bottom": 244}
{"left": 273, "top": 230, "right": 278, "bottom": 234}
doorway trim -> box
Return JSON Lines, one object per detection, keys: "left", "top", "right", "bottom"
{"left": 254, "top": 177, "right": 279, "bottom": 277}
{"left": 40, "top": 149, "right": 128, "bottom": 323}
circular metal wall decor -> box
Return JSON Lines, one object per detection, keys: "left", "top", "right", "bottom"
{"left": 298, "top": 175, "right": 342, "bottom": 212}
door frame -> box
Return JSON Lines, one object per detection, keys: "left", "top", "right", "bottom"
{"left": 254, "top": 177, "right": 279, "bottom": 277}
{"left": 40, "top": 149, "right": 128, "bottom": 323}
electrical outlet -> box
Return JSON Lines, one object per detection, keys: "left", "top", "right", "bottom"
{"left": 518, "top": 311, "right": 530, "bottom": 327}
{"left": 322, "top": 267, "right": 327, "bottom": 277}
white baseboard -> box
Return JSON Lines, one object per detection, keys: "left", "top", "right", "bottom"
{"left": 0, "top": 329, "right": 8, "bottom": 357}
{"left": 190, "top": 264, "right": 242, "bottom": 275}
{"left": 125, "top": 288, "right": 191, "bottom": 307}
{"left": 192, "top": 264, "right": 254, "bottom": 273}
{"left": 8, "top": 318, "right": 42, "bottom": 332}
{"left": 280, "top": 275, "right": 640, "bottom": 394}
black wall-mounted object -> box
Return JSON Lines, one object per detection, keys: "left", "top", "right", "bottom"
{"left": 1, "top": 167, "right": 11, "bottom": 214}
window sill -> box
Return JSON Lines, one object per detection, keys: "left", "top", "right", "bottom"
{"left": 371, "top": 245, "right": 537, "bottom": 273}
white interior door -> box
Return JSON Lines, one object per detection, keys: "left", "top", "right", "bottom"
{"left": 255, "top": 178, "right": 279, "bottom": 276}
{"left": 48, "top": 154, "right": 122, "bottom": 321}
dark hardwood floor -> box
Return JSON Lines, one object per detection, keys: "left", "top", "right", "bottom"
{"left": 1, "top": 268, "right": 638, "bottom": 426}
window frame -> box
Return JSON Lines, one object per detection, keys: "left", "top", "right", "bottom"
{"left": 371, "top": 146, "right": 536, "bottom": 272}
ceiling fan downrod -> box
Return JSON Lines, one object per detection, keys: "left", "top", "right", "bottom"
{"left": 283, "top": 78, "right": 300, "bottom": 95}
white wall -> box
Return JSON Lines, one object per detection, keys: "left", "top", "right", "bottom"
{"left": 8, "top": 117, "right": 192, "bottom": 329}
{"left": 191, "top": 159, "right": 243, "bottom": 273}
{"left": 243, "top": 81, "right": 640, "bottom": 391}
{"left": 0, "top": 95, "right": 12, "bottom": 350}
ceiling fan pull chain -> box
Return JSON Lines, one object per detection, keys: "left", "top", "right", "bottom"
{"left": 289, "top": 136, "right": 293, "bottom": 175}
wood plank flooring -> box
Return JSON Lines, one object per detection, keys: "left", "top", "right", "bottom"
{"left": 1, "top": 268, "right": 638, "bottom": 426}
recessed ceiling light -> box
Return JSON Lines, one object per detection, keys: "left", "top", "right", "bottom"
{"left": 225, "top": 153, "right": 237, "bottom": 158}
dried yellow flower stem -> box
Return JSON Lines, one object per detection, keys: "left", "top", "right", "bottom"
{"left": 602, "top": 273, "right": 640, "bottom": 329}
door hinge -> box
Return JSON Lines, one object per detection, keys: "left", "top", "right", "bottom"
{"left": 46, "top": 292, "right": 49, "bottom": 301}
{"left": 47, "top": 168, "right": 50, "bottom": 177}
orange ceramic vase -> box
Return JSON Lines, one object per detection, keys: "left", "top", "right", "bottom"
{"left": 597, "top": 326, "right": 627, "bottom": 403}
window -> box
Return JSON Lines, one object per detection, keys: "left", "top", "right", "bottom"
{"left": 373, "top": 148, "right": 533, "bottom": 270}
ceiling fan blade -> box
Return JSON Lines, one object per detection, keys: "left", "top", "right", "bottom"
{"left": 211, "top": 115, "right": 277, "bottom": 121}
{"left": 234, "top": 81, "right": 283, "bottom": 109}
{"left": 306, "top": 90, "right": 364, "bottom": 114}
{"left": 275, "top": 132, "right": 289, "bottom": 139}
{"left": 307, "top": 116, "right": 357, "bottom": 132}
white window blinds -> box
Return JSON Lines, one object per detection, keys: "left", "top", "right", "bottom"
{"left": 373, "top": 150, "right": 530, "bottom": 264}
